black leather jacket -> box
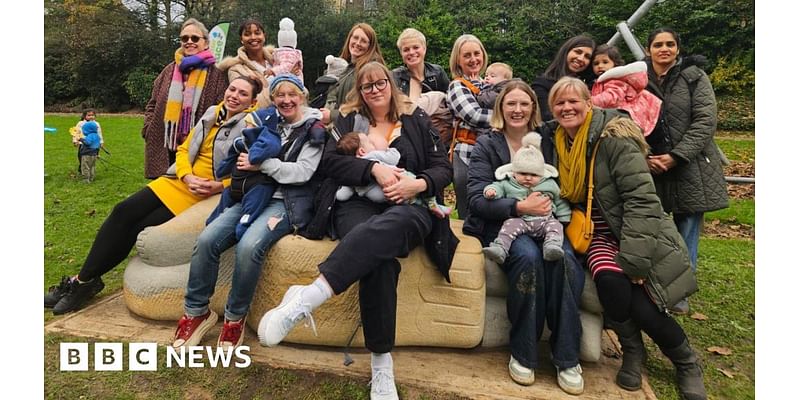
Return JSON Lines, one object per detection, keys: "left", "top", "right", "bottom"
{"left": 392, "top": 62, "right": 450, "bottom": 95}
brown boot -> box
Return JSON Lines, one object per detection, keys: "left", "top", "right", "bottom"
{"left": 660, "top": 339, "right": 707, "bottom": 400}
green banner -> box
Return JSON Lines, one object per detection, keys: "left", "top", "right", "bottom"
{"left": 209, "top": 22, "right": 230, "bottom": 62}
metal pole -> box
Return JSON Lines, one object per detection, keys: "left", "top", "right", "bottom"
{"left": 608, "top": 0, "right": 663, "bottom": 46}
{"left": 616, "top": 22, "right": 646, "bottom": 60}
{"left": 725, "top": 176, "right": 755, "bottom": 184}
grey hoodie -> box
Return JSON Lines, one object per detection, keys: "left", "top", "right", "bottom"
{"left": 258, "top": 107, "right": 324, "bottom": 198}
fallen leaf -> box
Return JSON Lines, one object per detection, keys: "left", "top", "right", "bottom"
{"left": 86, "top": 209, "right": 96, "bottom": 217}
{"left": 730, "top": 225, "right": 740, "bottom": 230}
{"left": 717, "top": 368, "right": 735, "bottom": 378}
{"left": 691, "top": 312, "right": 708, "bottom": 321}
{"left": 707, "top": 346, "right": 733, "bottom": 356}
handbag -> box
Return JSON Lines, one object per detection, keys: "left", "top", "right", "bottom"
{"left": 565, "top": 141, "right": 601, "bottom": 254}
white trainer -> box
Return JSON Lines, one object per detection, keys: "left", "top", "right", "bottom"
{"left": 257, "top": 285, "right": 317, "bottom": 347}
{"left": 557, "top": 363, "right": 584, "bottom": 395}
{"left": 369, "top": 368, "right": 399, "bottom": 400}
{"left": 508, "top": 355, "right": 535, "bottom": 385}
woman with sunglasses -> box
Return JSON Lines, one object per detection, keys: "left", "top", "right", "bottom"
{"left": 258, "top": 62, "right": 457, "bottom": 400}
{"left": 141, "top": 18, "right": 228, "bottom": 179}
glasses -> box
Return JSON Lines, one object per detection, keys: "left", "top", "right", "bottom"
{"left": 359, "top": 79, "right": 389, "bottom": 94}
{"left": 180, "top": 35, "right": 203, "bottom": 44}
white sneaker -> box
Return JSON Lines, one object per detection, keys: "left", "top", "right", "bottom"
{"left": 556, "top": 364, "right": 584, "bottom": 395}
{"left": 257, "top": 285, "right": 317, "bottom": 347}
{"left": 369, "top": 368, "right": 399, "bottom": 400}
{"left": 508, "top": 355, "right": 535, "bottom": 385}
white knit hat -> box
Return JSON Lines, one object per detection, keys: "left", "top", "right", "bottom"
{"left": 277, "top": 17, "right": 297, "bottom": 48}
{"left": 325, "top": 55, "right": 349, "bottom": 79}
{"left": 511, "top": 132, "right": 545, "bottom": 176}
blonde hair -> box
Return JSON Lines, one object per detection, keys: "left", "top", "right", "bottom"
{"left": 396, "top": 28, "right": 426, "bottom": 49}
{"left": 490, "top": 80, "right": 541, "bottom": 131}
{"left": 487, "top": 62, "right": 513, "bottom": 79}
{"left": 449, "top": 34, "right": 488, "bottom": 79}
{"left": 340, "top": 61, "right": 414, "bottom": 126}
{"left": 180, "top": 18, "right": 209, "bottom": 39}
{"left": 270, "top": 80, "right": 307, "bottom": 106}
{"left": 548, "top": 76, "right": 591, "bottom": 113}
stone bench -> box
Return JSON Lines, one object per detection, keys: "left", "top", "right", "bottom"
{"left": 123, "top": 197, "right": 604, "bottom": 360}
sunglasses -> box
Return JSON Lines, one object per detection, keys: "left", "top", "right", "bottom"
{"left": 359, "top": 78, "right": 389, "bottom": 94}
{"left": 180, "top": 35, "right": 204, "bottom": 44}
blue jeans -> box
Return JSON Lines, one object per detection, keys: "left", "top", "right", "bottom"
{"left": 184, "top": 199, "right": 290, "bottom": 321}
{"left": 674, "top": 212, "right": 703, "bottom": 272}
{"left": 501, "top": 235, "right": 584, "bottom": 369}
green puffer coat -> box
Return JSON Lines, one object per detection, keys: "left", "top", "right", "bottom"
{"left": 543, "top": 108, "right": 697, "bottom": 310}
{"left": 646, "top": 56, "right": 729, "bottom": 214}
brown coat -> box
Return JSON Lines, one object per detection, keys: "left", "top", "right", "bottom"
{"left": 141, "top": 62, "right": 228, "bottom": 179}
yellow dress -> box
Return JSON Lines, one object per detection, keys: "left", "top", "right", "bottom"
{"left": 148, "top": 125, "right": 222, "bottom": 215}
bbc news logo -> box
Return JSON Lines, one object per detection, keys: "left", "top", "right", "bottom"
{"left": 60, "top": 342, "right": 252, "bottom": 371}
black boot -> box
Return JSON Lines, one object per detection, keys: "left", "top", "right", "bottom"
{"left": 52, "top": 277, "right": 105, "bottom": 315}
{"left": 660, "top": 339, "right": 707, "bottom": 400}
{"left": 609, "top": 319, "right": 647, "bottom": 391}
{"left": 45, "top": 276, "right": 73, "bottom": 308}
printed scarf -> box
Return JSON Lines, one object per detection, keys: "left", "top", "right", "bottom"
{"left": 554, "top": 108, "right": 593, "bottom": 203}
{"left": 164, "top": 48, "right": 216, "bottom": 150}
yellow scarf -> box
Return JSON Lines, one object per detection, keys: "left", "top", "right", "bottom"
{"left": 555, "top": 108, "right": 593, "bottom": 203}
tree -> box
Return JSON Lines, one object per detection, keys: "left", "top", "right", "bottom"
{"left": 44, "top": 0, "right": 755, "bottom": 110}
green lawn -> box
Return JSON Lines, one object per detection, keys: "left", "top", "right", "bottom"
{"left": 44, "top": 114, "right": 149, "bottom": 323}
{"left": 44, "top": 114, "right": 755, "bottom": 399}
{"left": 716, "top": 135, "right": 755, "bottom": 162}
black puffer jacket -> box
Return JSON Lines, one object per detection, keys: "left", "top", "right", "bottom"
{"left": 646, "top": 56, "right": 728, "bottom": 214}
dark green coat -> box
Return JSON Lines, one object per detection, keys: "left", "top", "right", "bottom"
{"left": 541, "top": 109, "right": 697, "bottom": 310}
{"left": 646, "top": 56, "right": 729, "bottom": 214}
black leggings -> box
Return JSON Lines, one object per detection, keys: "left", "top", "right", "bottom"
{"left": 77, "top": 187, "right": 174, "bottom": 281}
{"left": 595, "top": 271, "right": 686, "bottom": 349}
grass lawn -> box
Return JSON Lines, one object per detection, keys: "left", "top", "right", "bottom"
{"left": 44, "top": 114, "right": 755, "bottom": 399}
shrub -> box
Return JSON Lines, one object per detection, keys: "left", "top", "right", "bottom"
{"left": 716, "top": 95, "right": 754, "bottom": 131}
{"left": 124, "top": 68, "right": 159, "bottom": 108}
{"left": 710, "top": 56, "right": 754, "bottom": 97}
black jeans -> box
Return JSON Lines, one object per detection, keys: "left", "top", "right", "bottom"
{"left": 318, "top": 197, "right": 433, "bottom": 353}
{"left": 77, "top": 187, "right": 173, "bottom": 281}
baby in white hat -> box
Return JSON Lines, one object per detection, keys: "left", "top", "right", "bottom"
{"left": 482, "top": 132, "right": 571, "bottom": 264}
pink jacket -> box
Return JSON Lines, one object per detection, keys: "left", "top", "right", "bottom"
{"left": 591, "top": 61, "right": 662, "bottom": 136}
{"left": 272, "top": 47, "right": 304, "bottom": 83}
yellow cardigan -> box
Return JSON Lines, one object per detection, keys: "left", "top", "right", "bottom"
{"left": 147, "top": 124, "right": 230, "bottom": 215}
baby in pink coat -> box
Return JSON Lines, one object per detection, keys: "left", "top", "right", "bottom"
{"left": 270, "top": 17, "right": 304, "bottom": 83}
{"left": 590, "top": 45, "right": 661, "bottom": 136}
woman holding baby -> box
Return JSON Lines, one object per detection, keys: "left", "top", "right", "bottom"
{"left": 257, "top": 61, "right": 456, "bottom": 400}
{"left": 464, "top": 79, "right": 585, "bottom": 395}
